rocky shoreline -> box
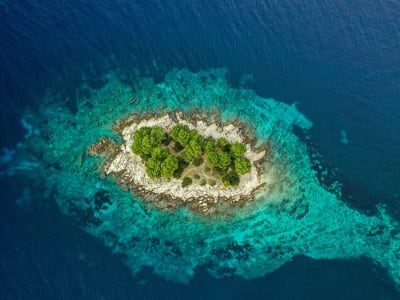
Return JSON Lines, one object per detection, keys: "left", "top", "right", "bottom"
{"left": 89, "top": 110, "right": 268, "bottom": 215}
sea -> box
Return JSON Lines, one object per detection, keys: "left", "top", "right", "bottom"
{"left": 1, "top": 1, "right": 400, "bottom": 299}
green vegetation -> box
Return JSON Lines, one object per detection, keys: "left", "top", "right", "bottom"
{"left": 235, "top": 157, "right": 251, "bottom": 175}
{"left": 222, "top": 171, "right": 240, "bottom": 187}
{"left": 161, "top": 154, "right": 179, "bottom": 179}
{"left": 146, "top": 157, "right": 162, "bottom": 179}
{"left": 182, "top": 176, "right": 193, "bottom": 188}
{"left": 131, "top": 123, "right": 252, "bottom": 186}
{"left": 193, "top": 157, "right": 204, "bottom": 166}
{"left": 230, "top": 142, "right": 247, "bottom": 157}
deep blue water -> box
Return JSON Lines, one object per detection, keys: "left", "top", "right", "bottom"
{"left": 1, "top": 1, "right": 400, "bottom": 299}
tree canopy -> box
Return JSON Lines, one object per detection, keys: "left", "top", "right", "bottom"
{"left": 170, "top": 124, "right": 191, "bottom": 147}
{"left": 230, "top": 142, "right": 247, "bottom": 157}
{"left": 132, "top": 123, "right": 252, "bottom": 185}
{"left": 132, "top": 126, "right": 166, "bottom": 156}
{"left": 146, "top": 157, "right": 162, "bottom": 179}
{"left": 161, "top": 154, "right": 179, "bottom": 179}
{"left": 235, "top": 157, "right": 251, "bottom": 175}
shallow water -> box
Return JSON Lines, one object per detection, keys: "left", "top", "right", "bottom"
{"left": 1, "top": 1, "right": 400, "bottom": 299}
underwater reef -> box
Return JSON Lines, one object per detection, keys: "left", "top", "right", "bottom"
{"left": 3, "top": 68, "right": 400, "bottom": 287}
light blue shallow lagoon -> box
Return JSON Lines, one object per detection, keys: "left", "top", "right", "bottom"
{"left": 1, "top": 1, "right": 400, "bottom": 299}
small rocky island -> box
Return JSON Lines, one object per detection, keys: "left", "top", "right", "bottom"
{"left": 89, "top": 110, "right": 267, "bottom": 214}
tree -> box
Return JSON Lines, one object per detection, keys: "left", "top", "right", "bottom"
{"left": 183, "top": 147, "right": 196, "bottom": 163}
{"left": 171, "top": 124, "right": 190, "bottom": 147}
{"left": 161, "top": 154, "right": 179, "bottom": 179}
{"left": 217, "top": 150, "right": 231, "bottom": 170}
{"left": 230, "top": 142, "right": 246, "bottom": 157}
{"left": 151, "top": 147, "right": 170, "bottom": 160}
{"left": 132, "top": 126, "right": 166, "bottom": 156}
{"left": 235, "top": 157, "right": 251, "bottom": 175}
{"left": 206, "top": 149, "right": 231, "bottom": 170}
{"left": 207, "top": 150, "right": 219, "bottom": 167}
{"left": 204, "top": 137, "right": 216, "bottom": 153}
{"left": 217, "top": 137, "right": 229, "bottom": 148}
{"left": 132, "top": 127, "right": 151, "bottom": 155}
{"left": 183, "top": 138, "right": 203, "bottom": 162}
{"left": 146, "top": 157, "right": 162, "bottom": 179}
{"left": 151, "top": 126, "right": 166, "bottom": 143}
{"left": 141, "top": 135, "right": 157, "bottom": 155}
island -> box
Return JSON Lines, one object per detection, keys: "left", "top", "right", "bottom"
{"left": 89, "top": 110, "right": 267, "bottom": 214}
{"left": 6, "top": 68, "right": 400, "bottom": 288}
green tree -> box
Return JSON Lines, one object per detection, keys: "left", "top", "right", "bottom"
{"left": 171, "top": 124, "right": 191, "bottom": 147}
{"left": 217, "top": 150, "right": 231, "bottom": 170}
{"left": 206, "top": 149, "right": 231, "bottom": 170}
{"left": 183, "top": 147, "right": 195, "bottom": 163}
{"left": 183, "top": 138, "right": 203, "bottom": 163}
{"left": 207, "top": 150, "right": 219, "bottom": 167}
{"left": 204, "top": 137, "right": 216, "bottom": 153}
{"left": 151, "top": 147, "right": 170, "bottom": 160}
{"left": 141, "top": 135, "right": 158, "bottom": 155}
{"left": 235, "top": 157, "right": 251, "bottom": 175}
{"left": 132, "top": 126, "right": 166, "bottom": 156}
{"left": 132, "top": 127, "right": 151, "bottom": 155}
{"left": 161, "top": 154, "right": 179, "bottom": 179}
{"left": 230, "top": 142, "right": 246, "bottom": 157}
{"left": 217, "top": 137, "right": 229, "bottom": 148}
{"left": 151, "top": 126, "right": 166, "bottom": 143}
{"left": 146, "top": 157, "right": 162, "bottom": 179}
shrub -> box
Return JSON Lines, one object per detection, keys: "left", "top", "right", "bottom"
{"left": 173, "top": 159, "right": 188, "bottom": 179}
{"left": 222, "top": 171, "right": 240, "bottom": 187}
{"left": 182, "top": 176, "right": 193, "bottom": 188}
{"left": 193, "top": 157, "right": 204, "bottom": 166}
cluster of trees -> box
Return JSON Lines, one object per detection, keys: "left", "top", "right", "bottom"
{"left": 202, "top": 137, "right": 251, "bottom": 186}
{"left": 132, "top": 126, "right": 166, "bottom": 156}
{"left": 132, "top": 126, "right": 178, "bottom": 179}
{"left": 131, "top": 123, "right": 251, "bottom": 186}
{"left": 170, "top": 124, "right": 203, "bottom": 163}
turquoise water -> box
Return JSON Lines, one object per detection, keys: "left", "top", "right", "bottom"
{"left": 4, "top": 68, "right": 400, "bottom": 292}
{"left": 1, "top": 1, "right": 400, "bottom": 298}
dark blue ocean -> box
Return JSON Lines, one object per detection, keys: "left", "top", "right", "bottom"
{"left": 1, "top": 1, "right": 400, "bottom": 299}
